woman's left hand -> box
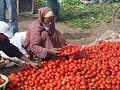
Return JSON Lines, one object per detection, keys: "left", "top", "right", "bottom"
{"left": 48, "top": 48, "right": 61, "bottom": 55}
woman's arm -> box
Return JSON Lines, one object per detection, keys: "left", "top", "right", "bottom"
{"left": 29, "top": 26, "right": 48, "bottom": 59}
{"left": 1, "top": 38, "right": 41, "bottom": 68}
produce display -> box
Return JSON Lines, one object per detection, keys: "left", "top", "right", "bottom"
{"left": 0, "top": 77, "right": 6, "bottom": 85}
{"left": 5, "top": 41, "right": 120, "bottom": 89}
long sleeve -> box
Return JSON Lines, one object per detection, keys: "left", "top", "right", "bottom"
{"left": 0, "top": 38, "right": 23, "bottom": 59}
{"left": 29, "top": 22, "right": 47, "bottom": 58}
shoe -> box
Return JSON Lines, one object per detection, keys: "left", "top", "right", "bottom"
{"left": 0, "top": 59, "right": 10, "bottom": 68}
{"left": 0, "top": 58, "right": 19, "bottom": 68}
{"left": 80, "top": 0, "right": 90, "bottom": 5}
{"left": 99, "top": 0, "right": 106, "bottom": 4}
{"left": 106, "top": 1, "right": 111, "bottom": 4}
{"left": 90, "top": 0, "right": 97, "bottom": 4}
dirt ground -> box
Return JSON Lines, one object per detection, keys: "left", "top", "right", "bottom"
{"left": 18, "top": 16, "right": 113, "bottom": 46}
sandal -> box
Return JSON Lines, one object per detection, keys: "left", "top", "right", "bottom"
{"left": 0, "top": 58, "right": 16, "bottom": 68}
{"left": 80, "top": 0, "right": 90, "bottom": 5}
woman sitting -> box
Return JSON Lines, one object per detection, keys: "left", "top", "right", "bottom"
{"left": 23, "top": 7, "right": 68, "bottom": 60}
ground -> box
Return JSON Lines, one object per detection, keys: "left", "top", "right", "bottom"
{"left": 18, "top": 16, "right": 113, "bottom": 46}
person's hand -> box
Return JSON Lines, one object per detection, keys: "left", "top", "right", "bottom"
{"left": 20, "top": 55, "right": 42, "bottom": 68}
{"left": 48, "top": 48, "right": 61, "bottom": 55}
{"left": 29, "top": 61, "right": 42, "bottom": 69}
{"left": 65, "top": 42, "right": 70, "bottom": 46}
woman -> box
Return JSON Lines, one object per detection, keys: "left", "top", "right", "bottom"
{"left": 0, "top": 21, "right": 41, "bottom": 68}
{"left": 23, "top": 7, "right": 68, "bottom": 60}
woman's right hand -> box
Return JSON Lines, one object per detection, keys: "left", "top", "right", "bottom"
{"left": 48, "top": 48, "right": 61, "bottom": 55}
{"left": 29, "top": 61, "right": 42, "bottom": 69}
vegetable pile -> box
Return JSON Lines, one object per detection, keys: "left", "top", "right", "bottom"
{"left": 6, "top": 41, "right": 120, "bottom": 89}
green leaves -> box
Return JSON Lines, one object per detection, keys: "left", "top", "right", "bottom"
{"left": 60, "top": 1, "right": 120, "bottom": 30}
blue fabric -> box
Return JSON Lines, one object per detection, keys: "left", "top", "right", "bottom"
{"left": 0, "top": 0, "right": 18, "bottom": 35}
{"left": 90, "top": 0, "right": 114, "bottom": 3}
{"left": 99, "top": 0, "right": 114, "bottom": 3}
{"left": 90, "top": 0, "right": 98, "bottom": 3}
{"left": 45, "top": 0, "right": 60, "bottom": 13}
{"left": 45, "top": 0, "right": 60, "bottom": 21}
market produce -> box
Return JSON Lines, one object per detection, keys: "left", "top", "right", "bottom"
{"left": 6, "top": 41, "right": 120, "bottom": 89}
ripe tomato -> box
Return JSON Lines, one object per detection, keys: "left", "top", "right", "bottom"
{"left": 0, "top": 77, "right": 5, "bottom": 85}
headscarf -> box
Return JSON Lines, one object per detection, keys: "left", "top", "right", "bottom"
{"left": 37, "top": 7, "right": 55, "bottom": 35}
{"left": 44, "top": 11, "right": 54, "bottom": 17}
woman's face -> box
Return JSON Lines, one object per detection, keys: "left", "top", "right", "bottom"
{"left": 43, "top": 16, "right": 54, "bottom": 27}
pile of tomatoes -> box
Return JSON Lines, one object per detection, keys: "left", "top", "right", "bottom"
{"left": 0, "top": 77, "right": 6, "bottom": 85}
{"left": 6, "top": 41, "right": 120, "bottom": 90}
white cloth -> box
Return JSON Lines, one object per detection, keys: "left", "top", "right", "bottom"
{"left": 42, "top": 22, "right": 50, "bottom": 31}
{"left": 0, "top": 31, "right": 29, "bottom": 64}
{"left": 44, "top": 11, "right": 54, "bottom": 17}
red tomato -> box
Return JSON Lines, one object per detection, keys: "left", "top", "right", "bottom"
{"left": 0, "top": 77, "right": 5, "bottom": 85}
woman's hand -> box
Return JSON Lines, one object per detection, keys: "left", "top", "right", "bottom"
{"left": 29, "top": 61, "right": 42, "bottom": 68}
{"left": 65, "top": 42, "right": 70, "bottom": 46}
{"left": 48, "top": 48, "right": 61, "bottom": 55}
{"left": 20, "top": 55, "right": 42, "bottom": 68}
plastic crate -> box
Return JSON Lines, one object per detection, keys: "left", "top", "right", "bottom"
{"left": 17, "top": 0, "right": 34, "bottom": 14}
{"left": 58, "top": 44, "right": 81, "bottom": 59}
{"left": 0, "top": 74, "right": 8, "bottom": 90}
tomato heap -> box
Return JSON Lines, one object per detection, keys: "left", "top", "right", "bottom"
{"left": 0, "top": 77, "right": 6, "bottom": 85}
{"left": 6, "top": 41, "right": 120, "bottom": 90}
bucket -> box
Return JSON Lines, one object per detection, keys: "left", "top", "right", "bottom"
{"left": 58, "top": 44, "right": 81, "bottom": 59}
{"left": 0, "top": 74, "right": 8, "bottom": 90}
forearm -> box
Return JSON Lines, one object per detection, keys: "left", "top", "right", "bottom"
{"left": 0, "top": 38, "right": 23, "bottom": 58}
{"left": 20, "top": 55, "right": 32, "bottom": 64}
{"left": 31, "top": 45, "right": 48, "bottom": 59}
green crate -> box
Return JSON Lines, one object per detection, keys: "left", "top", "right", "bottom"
{"left": 0, "top": 74, "right": 8, "bottom": 90}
